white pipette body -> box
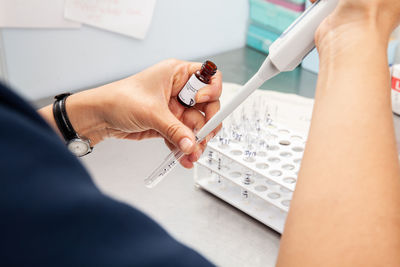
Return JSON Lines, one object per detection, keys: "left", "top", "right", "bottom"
{"left": 144, "top": 0, "right": 338, "bottom": 188}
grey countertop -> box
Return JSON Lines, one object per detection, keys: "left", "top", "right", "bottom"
{"left": 81, "top": 138, "right": 281, "bottom": 267}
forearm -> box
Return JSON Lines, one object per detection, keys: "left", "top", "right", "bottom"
{"left": 38, "top": 88, "right": 108, "bottom": 146}
{"left": 278, "top": 25, "right": 400, "bottom": 265}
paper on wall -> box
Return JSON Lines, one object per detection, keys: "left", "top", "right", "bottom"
{"left": 64, "top": 0, "right": 156, "bottom": 39}
{"left": 0, "top": 0, "right": 81, "bottom": 28}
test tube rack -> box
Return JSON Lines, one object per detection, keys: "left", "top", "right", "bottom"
{"left": 194, "top": 97, "right": 306, "bottom": 233}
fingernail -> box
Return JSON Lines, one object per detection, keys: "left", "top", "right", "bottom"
{"left": 197, "top": 95, "right": 210, "bottom": 103}
{"left": 179, "top": 137, "right": 194, "bottom": 153}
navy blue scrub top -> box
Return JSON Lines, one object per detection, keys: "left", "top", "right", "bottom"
{"left": 0, "top": 82, "right": 213, "bottom": 266}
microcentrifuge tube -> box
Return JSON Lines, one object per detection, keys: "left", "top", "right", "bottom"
{"left": 265, "top": 105, "right": 272, "bottom": 125}
{"left": 255, "top": 120, "right": 262, "bottom": 135}
{"left": 241, "top": 171, "right": 252, "bottom": 202}
{"left": 207, "top": 150, "right": 214, "bottom": 178}
{"left": 218, "top": 127, "right": 230, "bottom": 149}
{"left": 243, "top": 134, "right": 257, "bottom": 162}
{"left": 217, "top": 157, "right": 222, "bottom": 184}
{"left": 230, "top": 123, "right": 242, "bottom": 143}
{"left": 216, "top": 157, "right": 228, "bottom": 190}
{"left": 207, "top": 150, "right": 214, "bottom": 165}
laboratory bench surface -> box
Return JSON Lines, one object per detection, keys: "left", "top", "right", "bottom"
{"left": 32, "top": 47, "right": 400, "bottom": 267}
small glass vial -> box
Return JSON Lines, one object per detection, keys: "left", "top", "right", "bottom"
{"left": 178, "top": 60, "right": 217, "bottom": 107}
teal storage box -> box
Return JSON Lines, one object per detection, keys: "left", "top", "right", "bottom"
{"left": 250, "top": 0, "right": 302, "bottom": 33}
{"left": 247, "top": 24, "right": 280, "bottom": 54}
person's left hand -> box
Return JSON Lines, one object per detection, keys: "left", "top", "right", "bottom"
{"left": 65, "top": 59, "right": 223, "bottom": 168}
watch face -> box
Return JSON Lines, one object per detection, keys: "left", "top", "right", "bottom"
{"left": 67, "top": 139, "right": 90, "bottom": 157}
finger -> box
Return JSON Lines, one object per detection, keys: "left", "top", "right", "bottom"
{"left": 171, "top": 62, "right": 203, "bottom": 96}
{"left": 194, "top": 100, "right": 219, "bottom": 114}
{"left": 203, "top": 101, "right": 222, "bottom": 142}
{"left": 153, "top": 109, "right": 196, "bottom": 155}
{"left": 180, "top": 157, "right": 194, "bottom": 169}
{"left": 195, "top": 70, "right": 223, "bottom": 104}
{"left": 192, "top": 101, "right": 222, "bottom": 144}
{"left": 182, "top": 109, "right": 207, "bottom": 162}
{"left": 182, "top": 108, "right": 206, "bottom": 133}
{"left": 165, "top": 109, "right": 206, "bottom": 162}
{"left": 168, "top": 97, "right": 185, "bottom": 119}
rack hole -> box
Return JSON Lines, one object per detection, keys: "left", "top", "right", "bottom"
{"left": 268, "top": 157, "right": 280, "bottom": 163}
{"left": 257, "top": 151, "right": 267, "bottom": 157}
{"left": 230, "top": 150, "right": 242, "bottom": 156}
{"left": 282, "top": 164, "right": 295, "bottom": 170}
{"left": 280, "top": 187, "right": 291, "bottom": 193}
{"left": 254, "top": 185, "right": 268, "bottom": 192}
{"left": 292, "top": 146, "right": 304, "bottom": 152}
{"left": 243, "top": 157, "right": 256, "bottom": 163}
{"left": 281, "top": 200, "right": 291, "bottom": 207}
{"left": 256, "top": 163, "right": 269, "bottom": 169}
{"left": 279, "top": 140, "right": 291, "bottom": 146}
{"left": 218, "top": 143, "right": 230, "bottom": 149}
{"left": 268, "top": 192, "right": 281, "bottom": 199}
{"left": 280, "top": 152, "right": 292, "bottom": 158}
{"left": 270, "top": 170, "right": 283, "bottom": 177}
{"left": 293, "top": 158, "right": 302, "bottom": 164}
{"left": 291, "top": 135, "right": 303, "bottom": 142}
{"left": 266, "top": 179, "right": 277, "bottom": 186}
{"left": 283, "top": 177, "right": 296, "bottom": 184}
{"left": 229, "top": 172, "right": 242, "bottom": 178}
{"left": 267, "top": 145, "right": 279, "bottom": 151}
{"left": 278, "top": 129, "right": 290, "bottom": 134}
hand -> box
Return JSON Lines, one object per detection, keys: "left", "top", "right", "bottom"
{"left": 310, "top": 0, "right": 400, "bottom": 49}
{"left": 61, "top": 59, "right": 222, "bottom": 168}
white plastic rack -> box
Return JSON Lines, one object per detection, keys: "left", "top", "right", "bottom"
{"left": 194, "top": 98, "right": 306, "bottom": 233}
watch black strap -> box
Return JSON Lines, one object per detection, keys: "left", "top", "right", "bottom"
{"left": 53, "top": 93, "right": 78, "bottom": 142}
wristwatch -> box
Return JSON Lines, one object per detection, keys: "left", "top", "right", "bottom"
{"left": 53, "top": 93, "right": 92, "bottom": 157}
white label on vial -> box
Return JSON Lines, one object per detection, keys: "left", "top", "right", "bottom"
{"left": 178, "top": 74, "right": 207, "bottom": 106}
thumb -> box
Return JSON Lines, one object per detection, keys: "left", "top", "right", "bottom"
{"left": 153, "top": 110, "right": 196, "bottom": 154}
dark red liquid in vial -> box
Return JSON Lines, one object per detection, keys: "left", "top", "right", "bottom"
{"left": 195, "top": 60, "right": 217, "bottom": 84}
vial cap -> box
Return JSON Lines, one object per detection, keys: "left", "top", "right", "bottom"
{"left": 202, "top": 60, "right": 218, "bottom": 76}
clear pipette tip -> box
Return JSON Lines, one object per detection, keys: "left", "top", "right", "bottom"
{"left": 144, "top": 148, "right": 185, "bottom": 188}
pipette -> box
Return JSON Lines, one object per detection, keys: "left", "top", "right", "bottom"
{"left": 144, "top": 0, "right": 338, "bottom": 188}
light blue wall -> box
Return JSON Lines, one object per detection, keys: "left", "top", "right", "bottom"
{"left": 1, "top": 0, "right": 249, "bottom": 100}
